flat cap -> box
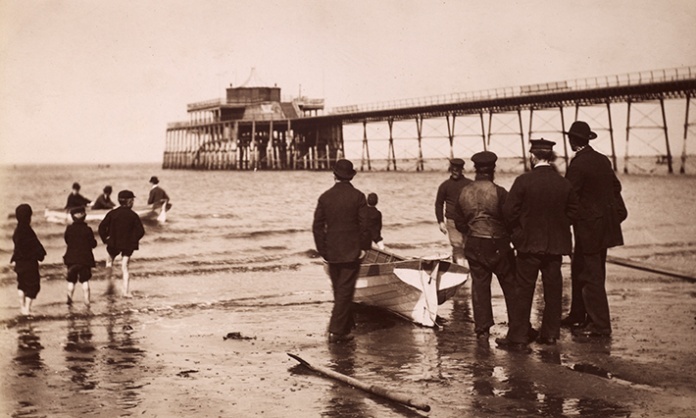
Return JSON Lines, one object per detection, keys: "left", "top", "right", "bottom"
{"left": 449, "top": 158, "right": 465, "bottom": 167}
{"left": 529, "top": 139, "right": 556, "bottom": 152}
{"left": 118, "top": 190, "right": 136, "bottom": 199}
{"left": 471, "top": 151, "right": 498, "bottom": 168}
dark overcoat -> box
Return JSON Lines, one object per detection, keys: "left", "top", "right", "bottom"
{"left": 565, "top": 146, "right": 627, "bottom": 253}
{"left": 312, "top": 181, "right": 371, "bottom": 263}
{"left": 504, "top": 165, "right": 579, "bottom": 255}
{"left": 364, "top": 206, "right": 383, "bottom": 244}
{"left": 98, "top": 206, "right": 145, "bottom": 252}
{"left": 64, "top": 220, "right": 97, "bottom": 267}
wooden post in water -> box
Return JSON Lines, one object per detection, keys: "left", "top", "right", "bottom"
{"left": 479, "top": 111, "right": 487, "bottom": 151}
{"left": 559, "top": 106, "right": 569, "bottom": 171}
{"left": 387, "top": 118, "right": 396, "bottom": 171}
{"left": 681, "top": 94, "right": 692, "bottom": 174}
{"left": 416, "top": 115, "right": 424, "bottom": 171}
{"left": 251, "top": 119, "right": 257, "bottom": 171}
{"left": 624, "top": 100, "right": 632, "bottom": 174}
{"left": 446, "top": 113, "right": 455, "bottom": 160}
{"left": 660, "top": 97, "right": 673, "bottom": 174}
{"left": 361, "top": 120, "right": 371, "bottom": 171}
{"left": 518, "top": 108, "right": 528, "bottom": 172}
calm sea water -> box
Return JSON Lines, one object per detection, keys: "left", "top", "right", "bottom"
{"left": 0, "top": 163, "right": 484, "bottom": 287}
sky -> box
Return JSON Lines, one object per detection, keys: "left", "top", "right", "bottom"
{"left": 1, "top": 0, "right": 695, "bottom": 165}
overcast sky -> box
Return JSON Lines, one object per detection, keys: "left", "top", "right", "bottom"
{"left": 1, "top": 0, "right": 694, "bottom": 164}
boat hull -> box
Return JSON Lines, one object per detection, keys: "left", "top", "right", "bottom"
{"left": 352, "top": 249, "right": 469, "bottom": 327}
{"left": 44, "top": 207, "right": 160, "bottom": 224}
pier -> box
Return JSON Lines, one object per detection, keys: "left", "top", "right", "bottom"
{"left": 163, "top": 66, "right": 696, "bottom": 173}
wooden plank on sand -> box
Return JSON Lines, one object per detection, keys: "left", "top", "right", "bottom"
{"left": 606, "top": 255, "right": 696, "bottom": 282}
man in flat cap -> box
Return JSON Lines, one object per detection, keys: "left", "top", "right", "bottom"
{"left": 497, "top": 139, "right": 578, "bottom": 350}
{"left": 312, "top": 159, "right": 371, "bottom": 343}
{"left": 98, "top": 190, "right": 145, "bottom": 298}
{"left": 562, "top": 121, "right": 627, "bottom": 337}
{"left": 435, "top": 158, "right": 472, "bottom": 266}
{"left": 454, "top": 151, "right": 516, "bottom": 342}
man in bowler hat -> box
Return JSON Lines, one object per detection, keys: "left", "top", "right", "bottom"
{"left": 562, "top": 121, "right": 627, "bottom": 337}
{"left": 497, "top": 139, "right": 578, "bottom": 350}
{"left": 454, "top": 151, "right": 517, "bottom": 342}
{"left": 312, "top": 159, "right": 371, "bottom": 343}
{"left": 435, "top": 158, "right": 472, "bottom": 265}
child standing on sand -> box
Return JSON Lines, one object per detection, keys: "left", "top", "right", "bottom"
{"left": 64, "top": 206, "right": 97, "bottom": 306}
{"left": 11, "top": 204, "right": 47, "bottom": 316}
{"left": 365, "top": 192, "right": 385, "bottom": 250}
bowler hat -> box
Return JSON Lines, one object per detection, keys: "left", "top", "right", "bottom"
{"left": 449, "top": 158, "right": 465, "bottom": 168}
{"left": 471, "top": 151, "right": 497, "bottom": 168}
{"left": 149, "top": 176, "right": 160, "bottom": 184}
{"left": 333, "top": 159, "right": 356, "bottom": 180}
{"left": 118, "top": 190, "right": 136, "bottom": 200}
{"left": 564, "top": 121, "right": 597, "bottom": 142}
{"left": 529, "top": 138, "right": 556, "bottom": 152}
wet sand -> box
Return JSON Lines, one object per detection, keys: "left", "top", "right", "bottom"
{"left": 2, "top": 173, "right": 696, "bottom": 417}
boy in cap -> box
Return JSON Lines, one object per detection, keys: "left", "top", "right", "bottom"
{"left": 454, "top": 151, "right": 516, "bottom": 342}
{"left": 499, "top": 139, "right": 578, "bottom": 350}
{"left": 563, "top": 121, "right": 627, "bottom": 337}
{"left": 313, "top": 159, "right": 371, "bottom": 343}
{"left": 11, "top": 204, "right": 47, "bottom": 316}
{"left": 64, "top": 206, "right": 97, "bottom": 306}
{"left": 98, "top": 190, "right": 145, "bottom": 297}
{"left": 365, "top": 192, "right": 385, "bottom": 250}
{"left": 435, "top": 158, "right": 472, "bottom": 265}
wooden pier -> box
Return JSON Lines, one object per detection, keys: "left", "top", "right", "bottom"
{"left": 163, "top": 66, "right": 696, "bottom": 173}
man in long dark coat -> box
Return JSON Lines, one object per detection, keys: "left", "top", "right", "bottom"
{"left": 312, "top": 159, "right": 371, "bottom": 343}
{"left": 562, "top": 121, "right": 627, "bottom": 337}
{"left": 497, "top": 139, "right": 578, "bottom": 350}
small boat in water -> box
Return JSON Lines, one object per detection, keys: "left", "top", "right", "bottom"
{"left": 43, "top": 206, "right": 167, "bottom": 224}
{"left": 352, "top": 248, "right": 469, "bottom": 327}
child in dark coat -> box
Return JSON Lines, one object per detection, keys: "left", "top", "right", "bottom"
{"left": 64, "top": 206, "right": 97, "bottom": 305}
{"left": 365, "top": 193, "right": 385, "bottom": 250}
{"left": 11, "top": 204, "right": 47, "bottom": 316}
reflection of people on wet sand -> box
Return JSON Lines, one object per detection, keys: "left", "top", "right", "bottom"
{"left": 15, "top": 324, "right": 45, "bottom": 376}
{"left": 98, "top": 190, "right": 145, "bottom": 298}
{"left": 64, "top": 206, "right": 98, "bottom": 306}
{"left": 65, "top": 182, "right": 92, "bottom": 210}
{"left": 65, "top": 317, "right": 97, "bottom": 391}
{"left": 92, "top": 185, "right": 116, "bottom": 210}
{"left": 312, "top": 159, "right": 370, "bottom": 344}
{"left": 11, "top": 204, "right": 47, "bottom": 316}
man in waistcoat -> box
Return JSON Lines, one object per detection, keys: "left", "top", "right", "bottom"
{"left": 562, "top": 121, "right": 627, "bottom": 337}
{"left": 454, "top": 151, "right": 516, "bottom": 342}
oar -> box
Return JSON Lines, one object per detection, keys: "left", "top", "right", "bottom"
{"left": 287, "top": 353, "right": 431, "bottom": 412}
{"left": 157, "top": 200, "right": 168, "bottom": 223}
{"left": 606, "top": 255, "right": 696, "bottom": 283}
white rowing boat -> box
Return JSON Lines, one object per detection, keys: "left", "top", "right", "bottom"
{"left": 352, "top": 248, "right": 469, "bottom": 327}
{"left": 43, "top": 206, "right": 166, "bottom": 224}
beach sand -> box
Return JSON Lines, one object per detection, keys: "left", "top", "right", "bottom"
{"left": 2, "top": 174, "right": 696, "bottom": 417}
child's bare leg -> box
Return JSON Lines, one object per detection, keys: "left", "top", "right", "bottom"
{"left": 121, "top": 256, "right": 132, "bottom": 297}
{"left": 18, "top": 289, "right": 27, "bottom": 315}
{"left": 24, "top": 297, "right": 33, "bottom": 316}
{"left": 67, "top": 282, "right": 75, "bottom": 305}
{"left": 105, "top": 256, "right": 116, "bottom": 296}
{"left": 82, "top": 282, "right": 91, "bottom": 305}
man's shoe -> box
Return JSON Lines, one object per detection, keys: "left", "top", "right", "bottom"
{"left": 536, "top": 336, "right": 557, "bottom": 345}
{"left": 476, "top": 330, "right": 490, "bottom": 340}
{"left": 328, "top": 333, "right": 354, "bottom": 344}
{"left": 572, "top": 327, "right": 611, "bottom": 338}
{"left": 527, "top": 328, "right": 539, "bottom": 343}
{"left": 495, "top": 337, "right": 530, "bottom": 352}
{"left": 561, "top": 316, "right": 587, "bottom": 328}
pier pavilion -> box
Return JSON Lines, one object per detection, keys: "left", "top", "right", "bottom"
{"left": 163, "top": 66, "right": 696, "bottom": 174}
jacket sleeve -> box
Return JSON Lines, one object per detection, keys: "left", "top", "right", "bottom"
{"left": 565, "top": 182, "right": 580, "bottom": 223}
{"left": 434, "top": 182, "right": 447, "bottom": 223}
{"left": 147, "top": 189, "right": 155, "bottom": 205}
{"left": 88, "top": 226, "right": 98, "bottom": 249}
{"left": 133, "top": 217, "right": 145, "bottom": 243}
{"left": 612, "top": 173, "right": 628, "bottom": 222}
{"left": 98, "top": 213, "right": 110, "bottom": 243}
{"left": 312, "top": 199, "right": 327, "bottom": 258}
{"left": 503, "top": 179, "right": 522, "bottom": 229}
{"left": 358, "top": 194, "right": 371, "bottom": 251}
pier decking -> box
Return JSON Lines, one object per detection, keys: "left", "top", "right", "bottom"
{"left": 163, "top": 66, "right": 696, "bottom": 173}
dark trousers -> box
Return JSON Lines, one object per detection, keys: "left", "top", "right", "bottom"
{"left": 568, "top": 247, "right": 611, "bottom": 332}
{"left": 508, "top": 253, "right": 563, "bottom": 342}
{"left": 465, "top": 237, "right": 516, "bottom": 334}
{"left": 328, "top": 261, "right": 361, "bottom": 335}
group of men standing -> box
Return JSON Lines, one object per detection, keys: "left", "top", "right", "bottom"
{"left": 436, "top": 121, "right": 627, "bottom": 350}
